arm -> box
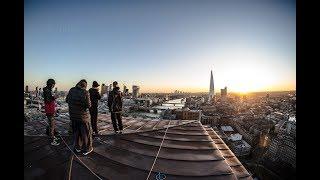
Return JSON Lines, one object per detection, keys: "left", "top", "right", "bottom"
{"left": 119, "top": 92, "right": 123, "bottom": 108}
{"left": 96, "top": 90, "right": 101, "bottom": 100}
{"left": 107, "top": 91, "right": 113, "bottom": 109}
{"left": 85, "top": 91, "right": 91, "bottom": 109}
{"left": 66, "top": 91, "right": 70, "bottom": 104}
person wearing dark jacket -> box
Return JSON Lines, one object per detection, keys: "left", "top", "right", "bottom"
{"left": 66, "top": 79, "right": 93, "bottom": 155}
{"left": 89, "top": 81, "right": 101, "bottom": 135}
{"left": 43, "top": 79, "right": 60, "bottom": 146}
{"left": 108, "top": 81, "right": 123, "bottom": 134}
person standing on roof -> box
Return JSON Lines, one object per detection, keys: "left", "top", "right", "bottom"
{"left": 89, "top": 81, "right": 101, "bottom": 136}
{"left": 43, "top": 78, "right": 60, "bottom": 146}
{"left": 66, "top": 79, "right": 93, "bottom": 155}
{"left": 108, "top": 81, "right": 123, "bottom": 134}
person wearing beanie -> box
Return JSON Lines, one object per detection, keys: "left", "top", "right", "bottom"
{"left": 107, "top": 81, "right": 123, "bottom": 134}
{"left": 89, "top": 81, "right": 101, "bottom": 136}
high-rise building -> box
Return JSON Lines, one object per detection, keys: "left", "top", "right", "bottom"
{"left": 124, "top": 88, "right": 129, "bottom": 96}
{"left": 123, "top": 85, "right": 127, "bottom": 94}
{"left": 208, "top": 70, "right": 214, "bottom": 102}
{"left": 221, "top": 86, "right": 227, "bottom": 97}
{"left": 100, "top": 84, "right": 107, "bottom": 95}
{"left": 132, "top": 85, "right": 140, "bottom": 98}
{"left": 35, "top": 87, "right": 39, "bottom": 97}
{"left": 25, "top": 85, "right": 29, "bottom": 93}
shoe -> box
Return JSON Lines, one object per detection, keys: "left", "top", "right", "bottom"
{"left": 53, "top": 136, "right": 59, "bottom": 140}
{"left": 74, "top": 148, "right": 81, "bottom": 153}
{"left": 118, "top": 131, "right": 122, "bottom": 134}
{"left": 51, "top": 139, "right": 60, "bottom": 146}
{"left": 83, "top": 148, "right": 94, "bottom": 156}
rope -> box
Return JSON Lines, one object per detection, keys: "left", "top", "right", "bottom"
{"left": 66, "top": 154, "right": 74, "bottom": 180}
{"left": 146, "top": 120, "right": 171, "bottom": 180}
{"left": 43, "top": 119, "right": 102, "bottom": 180}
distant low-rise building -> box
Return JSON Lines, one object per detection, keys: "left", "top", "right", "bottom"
{"left": 228, "top": 133, "right": 242, "bottom": 141}
{"left": 230, "top": 140, "right": 251, "bottom": 156}
{"left": 268, "top": 119, "right": 296, "bottom": 168}
{"left": 201, "top": 115, "right": 220, "bottom": 126}
{"left": 221, "top": 125, "right": 234, "bottom": 132}
{"left": 174, "top": 108, "right": 201, "bottom": 120}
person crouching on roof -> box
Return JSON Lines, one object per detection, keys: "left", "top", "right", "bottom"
{"left": 66, "top": 79, "right": 93, "bottom": 155}
{"left": 108, "top": 81, "right": 123, "bottom": 134}
{"left": 43, "top": 79, "right": 60, "bottom": 146}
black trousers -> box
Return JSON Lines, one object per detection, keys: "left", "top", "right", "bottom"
{"left": 73, "top": 120, "right": 92, "bottom": 151}
{"left": 89, "top": 106, "right": 98, "bottom": 133}
{"left": 111, "top": 112, "right": 123, "bottom": 131}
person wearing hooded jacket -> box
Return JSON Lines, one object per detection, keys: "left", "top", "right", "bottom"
{"left": 89, "top": 81, "right": 101, "bottom": 135}
{"left": 107, "top": 81, "right": 123, "bottom": 134}
{"left": 66, "top": 79, "right": 93, "bottom": 155}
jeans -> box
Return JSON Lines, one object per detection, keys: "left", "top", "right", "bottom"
{"left": 46, "top": 115, "right": 55, "bottom": 139}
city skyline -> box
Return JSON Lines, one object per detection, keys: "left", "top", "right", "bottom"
{"left": 25, "top": 0, "right": 296, "bottom": 93}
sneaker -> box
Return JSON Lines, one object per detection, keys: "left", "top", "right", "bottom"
{"left": 51, "top": 139, "right": 60, "bottom": 146}
{"left": 74, "top": 148, "right": 81, "bottom": 153}
{"left": 53, "top": 136, "right": 59, "bottom": 140}
{"left": 118, "top": 131, "right": 122, "bottom": 134}
{"left": 83, "top": 148, "right": 94, "bottom": 156}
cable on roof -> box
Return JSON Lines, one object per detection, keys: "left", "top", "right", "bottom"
{"left": 43, "top": 120, "right": 103, "bottom": 180}
{"left": 146, "top": 120, "right": 171, "bottom": 180}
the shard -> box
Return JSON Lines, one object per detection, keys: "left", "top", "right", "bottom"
{"left": 208, "top": 70, "right": 214, "bottom": 102}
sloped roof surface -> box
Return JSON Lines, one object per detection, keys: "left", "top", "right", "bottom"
{"left": 24, "top": 114, "right": 252, "bottom": 180}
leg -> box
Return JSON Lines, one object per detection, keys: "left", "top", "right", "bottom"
{"left": 81, "top": 121, "right": 93, "bottom": 151}
{"left": 74, "top": 121, "right": 82, "bottom": 150}
{"left": 47, "top": 115, "right": 55, "bottom": 140}
{"left": 116, "top": 113, "right": 123, "bottom": 131}
{"left": 91, "top": 107, "right": 98, "bottom": 133}
{"left": 89, "top": 107, "right": 94, "bottom": 133}
{"left": 68, "top": 119, "right": 74, "bottom": 135}
{"left": 111, "top": 112, "right": 119, "bottom": 132}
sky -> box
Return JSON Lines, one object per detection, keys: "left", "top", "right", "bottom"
{"left": 24, "top": 0, "right": 296, "bottom": 93}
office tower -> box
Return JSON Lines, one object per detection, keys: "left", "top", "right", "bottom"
{"left": 100, "top": 84, "right": 107, "bottom": 95}
{"left": 221, "top": 86, "right": 227, "bottom": 97}
{"left": 123, "top": 85, "right": 127, "bottom": 93}
{"left": 208, "top": 70, "right": 214, "bottom": 102}
{"left": 132, "top": 85, "right": 140, "bottom": 98}
{"left": 35, "top": 87, "right": 39, "bottom": 97}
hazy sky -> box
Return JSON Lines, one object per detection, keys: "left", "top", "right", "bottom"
{"left": 25, "top": 0, "right": 296, "bottom": 93}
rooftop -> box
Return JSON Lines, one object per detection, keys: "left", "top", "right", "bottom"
{"left": 221, "top": 126, "right": 234, "bottom": 132}
{"left": 25, "top": 114, "right": 252, "bottom": 180}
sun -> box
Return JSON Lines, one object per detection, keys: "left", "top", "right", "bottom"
{"left": 215, "top": 49, "right": 277, "bottom": 93}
